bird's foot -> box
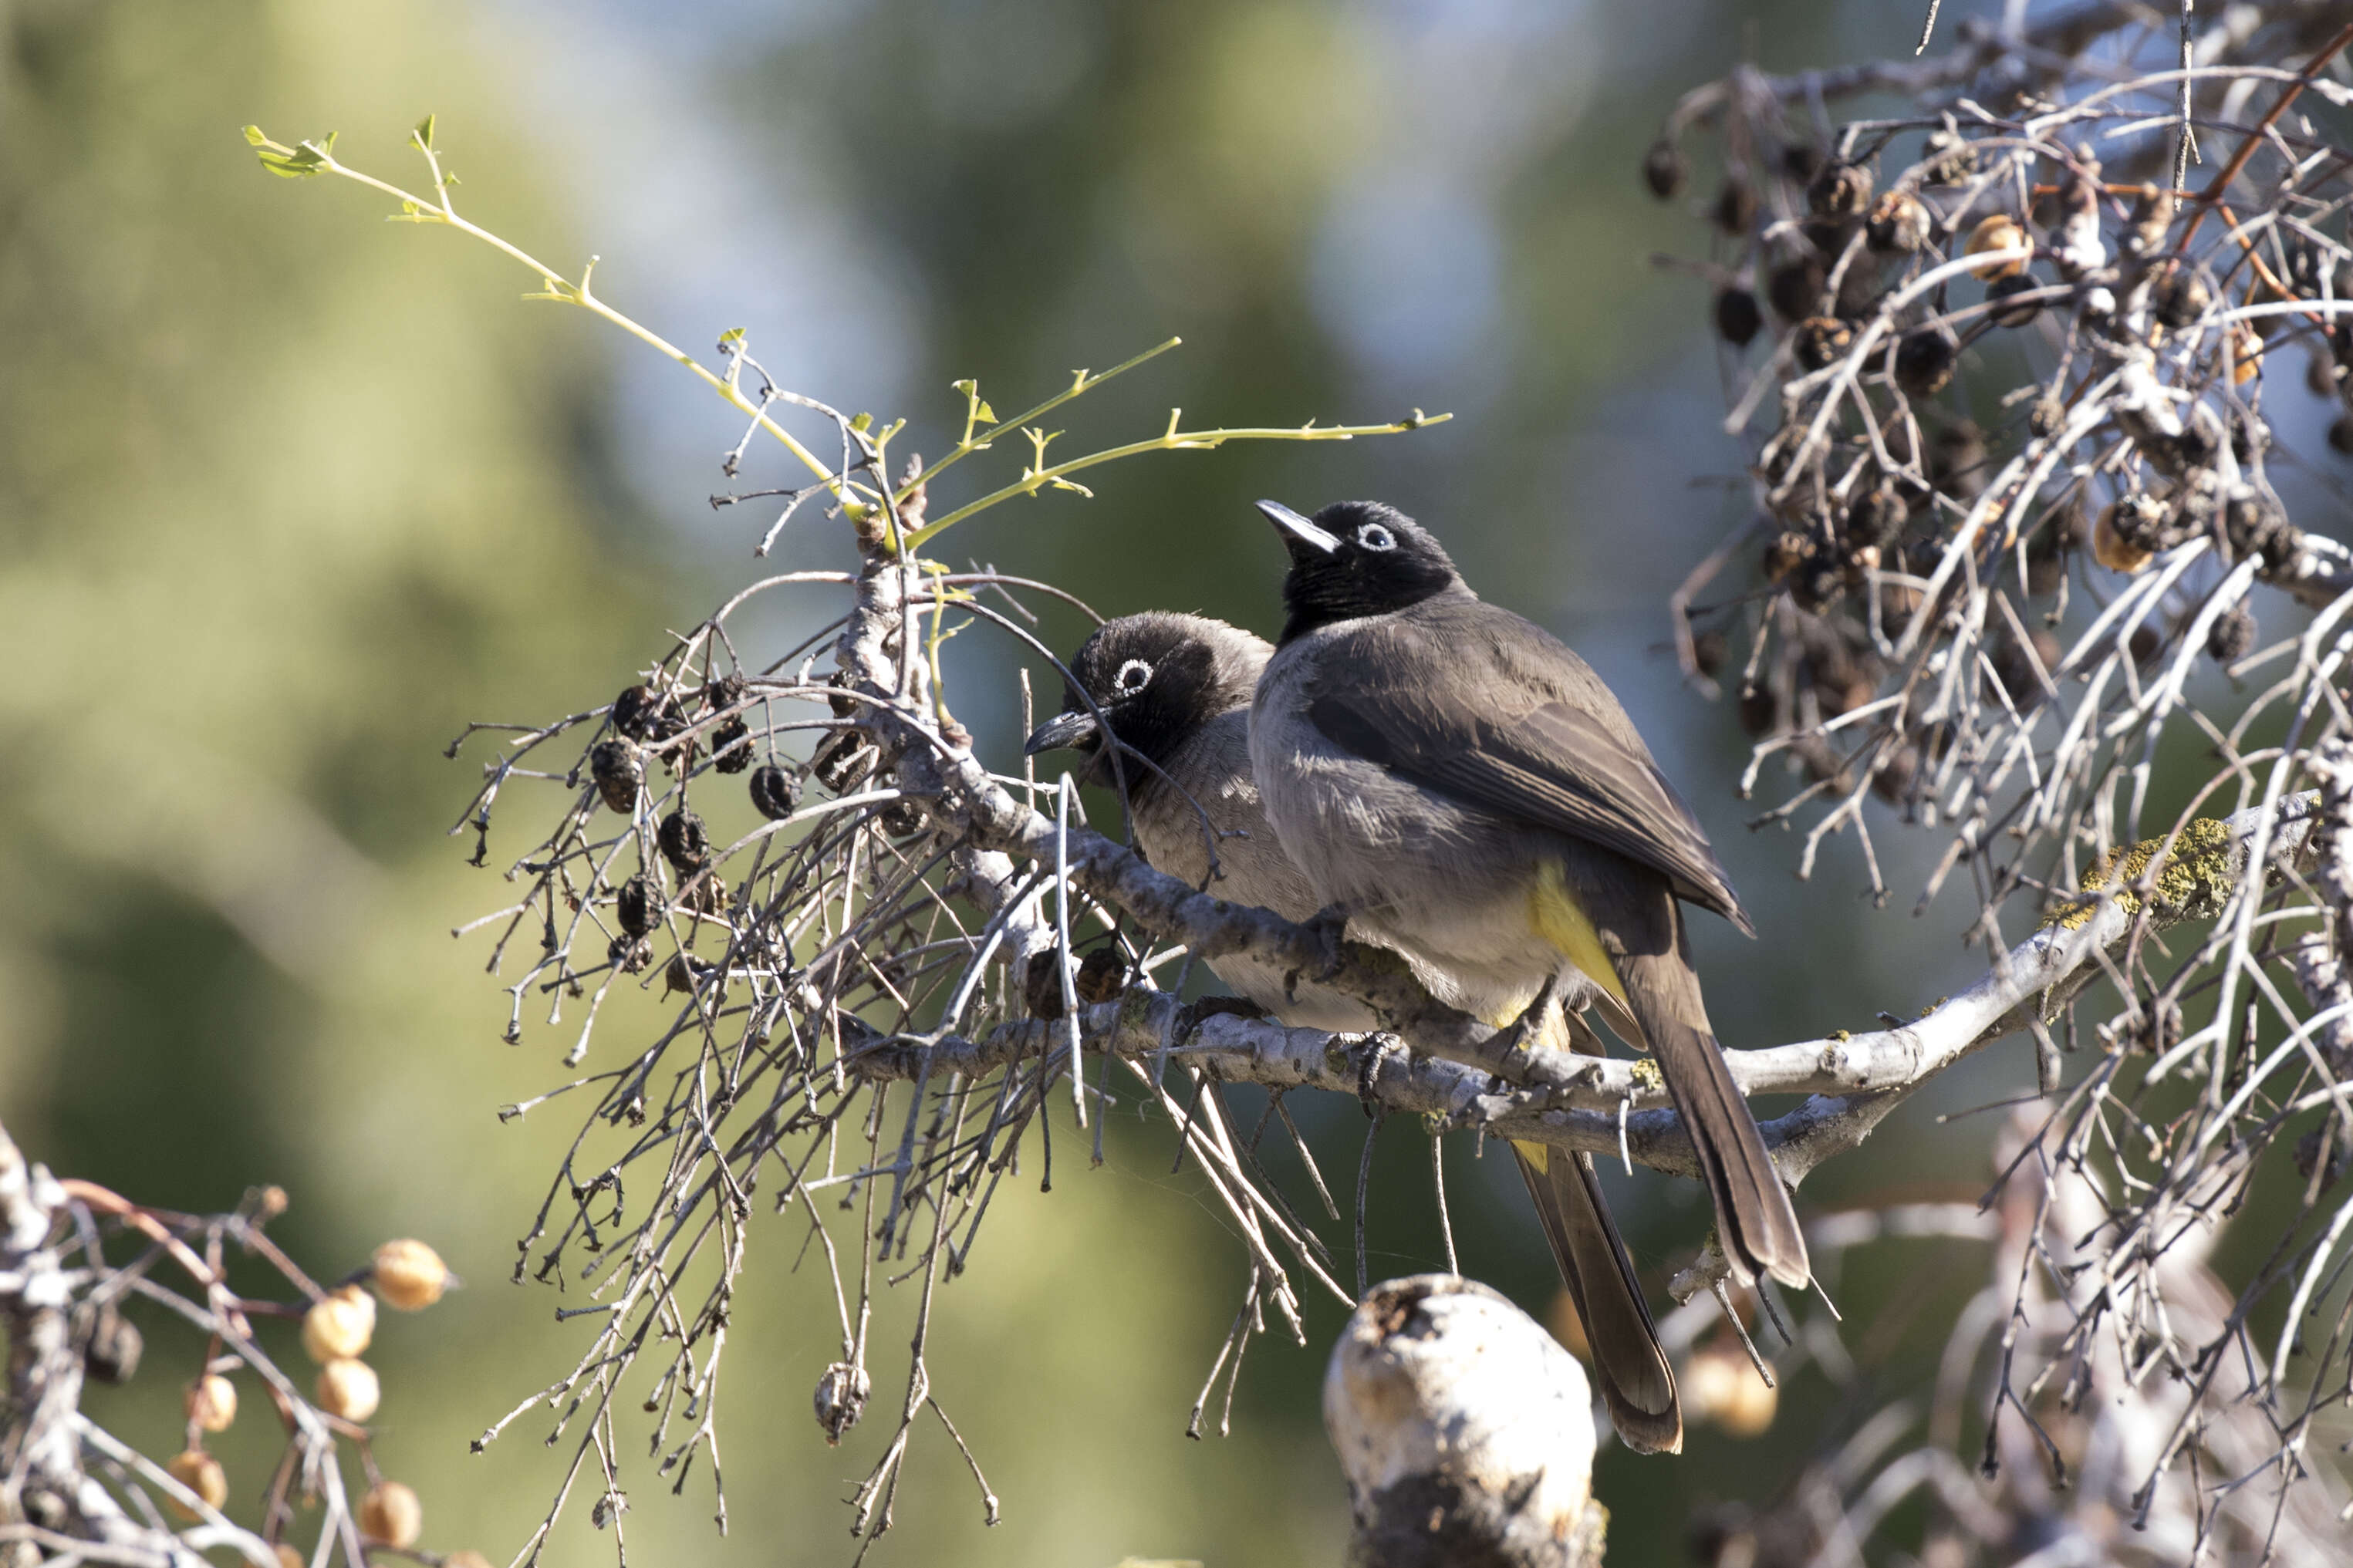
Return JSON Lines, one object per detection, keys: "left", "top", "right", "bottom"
{"left": 1348, "top": 1032, "right": 1405, "bottom": 1117}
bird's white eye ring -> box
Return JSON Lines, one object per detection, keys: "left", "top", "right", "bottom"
{"left": 1357, "top": 523, "right": 1396, "bottom": 551}
{"left": 1116, "top": 659, "right": 1153, "bottom": 692}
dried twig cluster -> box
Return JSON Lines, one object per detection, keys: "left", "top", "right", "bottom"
{"left": 1649, "top": 2, "right": 2353, "bottom": 1554}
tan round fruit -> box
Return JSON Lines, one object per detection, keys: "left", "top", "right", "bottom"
{"left": 301, "top": 1285, "right": 375, "bottom": 1363}
{"left": 2093, "top": 502, "right": 2154, "bottom": 574}
{"left": 1964, "top": 213, "right": 2029, "bottom": 279}
{"left": 359, "top": 1481, "right": 422, "bottom": 1549}
{"left": 274, "top": 1546, "right": 302, "bottom": 1568}
{"left": 187, "top": 1373, "right": 238, "bottom": 1433}
{"left": 164, "top": 1448, "right": 227, "bottom": 1520}
{"left": 314, "top": 1357, "right": 381, "bottom": 1423}
{"left": 444, "top": 1553, "right": 495, "bottom": 1568}
{"left": 371, "top": 1239, "right": 450, "bottom": 1311}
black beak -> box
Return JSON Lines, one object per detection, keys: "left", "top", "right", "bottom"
{"left": 1256, "top": 498, "right": 1339, "bottom": 558}
{"left": 1024, "top": 708, "right": 1101, "bottom": 757}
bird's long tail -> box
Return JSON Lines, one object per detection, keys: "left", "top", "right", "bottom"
{"left": 1510, "top": 1137, "right": 1680, "bottom": 1453}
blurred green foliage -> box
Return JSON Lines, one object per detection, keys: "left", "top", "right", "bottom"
{"left": 0, "top": 0, "right": 2071, "bottom": 1564}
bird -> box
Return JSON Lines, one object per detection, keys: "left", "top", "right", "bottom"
{"left": 1028, "top": 610, "right": 1683, "bottom": 1452}
{"left": 1246, "top": 498, "right": 1811, "bottom": 1294}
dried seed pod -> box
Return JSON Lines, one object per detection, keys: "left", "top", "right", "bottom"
{"left": 1692, "top": 629, "right": 1728, "bottom": 679}
{"left": 811, "top": 732, "right": 877, "bottom": 794}
{"left": 658, "top": 809, "right": 711, "bottom": 874}
{"left": 1761, "top": 531, "right": 1815, "bottom": 582}
{"left": 616, "top": 873, "right": 661, "bottom": 939}
{"left": 1963, "top": 213, "right": 2029, "bottom": 279}
{"left": 372, "top": 1239, "right": 449, "bottom": 1311}
{"left": 710, "top": 716, "right": 752, "bottom": 774}
{"left": 1642, "top": 139, "right": 1686, "bottom": 200}
{"left": 681, "top": 873, "right": 728, "bottom": 917}
{"left": 1713, "top": 288, "right": 1763, "bottom": 348}
{"left": 879, "top": 798, "right": 927, "bottom": 838}
{"left": 1780, "top": 143, "right": 1825, "bottom": 187}
{"left": 664, "top": 953, "right": 714, "bottom": 996}
{"left": 2223, "top": 489, "right": 2297, "bottom": 569}
{"left": 1807, "top": 159, "right": 1872, "bottom": 220}
{"left": 1872, "top": 743, "right": 1921, "bottom": 804}
{"left": 2208, "top": 602, "right": 2257, "bottom": 665}
{"left": 302, "top": 1285, "right": 375, "bottom": 1363}
{"left": 275, "top": 1545, "right": 303, "bottom": 1568}
{"left": 1865, "top": 190, "right": 1931, "bottom": 254}
{"left": 2128, "top": 626, "right": 2161, "bottom": 666}
{"left": 1075, "top": 949, "right": 1128, "bottom": 1006}
{"left": 1846, "top": 485, "right": 1907, "bottom": 551}
{"left": 589, "top": 740, "right": 643, "bottom": 814}
{"left": 1737, "top": 686, "right": 1778, "bottom": 737}
{"left": 1893, "top": 327, "right": 1957, "bottom": 399}
{"left": 815, "top": 1361, "right": 872, "bottom": 1445}
{"left": 1712, "top": 180, "right": 1757, "bottom": 236}
{"left": 188, "top": 1374, "right": 238, "bottom": 1433}
{"left": 359, "top": 1482, "right": 423, "bottom": 1549}
{"left": 1920, "top": 127, "right": 1976, "bottom": 186}
{"left": 1984, "top": 273, "right": 2042, "bottom": 328}
{"left": 165, "top": 1449, "right": 228, "bottom": 1520}
{"left": 1792, "top": 316, "right": 1852, "bottom": 372}
{"left": 748, "top": 764, "right": 800, "bottom": 821}
{"left": 83, "top": 1303, "right": 141, "bottom": 1384}
{"left": 1023, "top": 950, "right": 1067, "bottom": 1020}
{"left": 2152, "top": 263, "right": 2213, "bottom": 330}
{"left": 702, "top": 673, "right": 747, "bottom": 713}
{"left": 315, "top": 1357, "right": 381, "bottom": 1422}
{"left": 2094, "top": 497, "right": 2159, "bottom": 573}
{"left": 1790, "top": 561, "right": 1845, "bottom": 613}
{"left": 609, "top": 936, "right": 652, "bottom": 973}
{"left": 2226, "top": 320, "right": 2264, "bottom": 384}
{"left": 611, "top": 684, "right": 664, "bottom": 741}
{"left": 1766, "top": 257, "right": 1827, "bottom": 322}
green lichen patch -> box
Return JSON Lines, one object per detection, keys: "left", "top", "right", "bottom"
{"left": 2047, "top": 815, "right": 2237, "bottom": 930}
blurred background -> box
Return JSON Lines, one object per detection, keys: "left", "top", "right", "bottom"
{"left": 11, "top": 0, "right": 2320, "bottom": 1563}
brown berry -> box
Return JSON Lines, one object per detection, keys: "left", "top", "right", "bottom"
{"left": 815, "top": 1361, "right": 873, "bottom": 1445}
{"left": 275, "top": 1546, "right": 303, "bottom": 1568}
{"left": 748, "top": 763, "right": 800, "bottom": 820}
{"left": 1847, "top": 485, "right": 1907, "bottom": 551}
{"left": 1964, "top": 213, "right": 2029, "bottom": 279}
{"left": 1766, "top": 258, "right": 1827, "bottom": 322}
{"left": 2226, "top": 320, "right": 2264, "bottom": 384}
{"left": 188, "top": 1374, "right": 238, "bottom": 1433}
{"left": 612, "top": 684, "right": 664, "bottom": 741}
{"left": 1793, "top": 316, "right": 1853, "bottom": 372}
{"left": 1075, "top": 949, "right": 1128, "bottom": 1006}
{"left": 589, "top": 740, "right": 642, "bottom": 814}
{"left": 1808, "top": 159, "right": 1873, "bottom": 220}
{"left": 616, "top": 873, "right": 661, "bottom": 939}
{"left": 1761, "top": 531, "right": 1815, "bottom": 583}
{"left": 1713, "top": 288, "right": 1763, "bottom": 348}
{"left": 1929, "top": 422, "right": 1987, "bottom": 501}
{"left": 2094, "top": 501, "right": 2155, "bottom": 574}
{"left": 811, "top": 732, "right": 877, "bottom": 794}
{"left": 1692, "top": 629, "right": 1728, "bottom": 678}
{"left": 658, "top": 809, "right": 711, "bottom": 874}
{"left": 314, "top": 1357, "right": 380, "bottom": 1422}
{"left": 2208, "top": 602, "right": 2256, "bottom": 665}
{"left": 1865, "top": 190, "right": 1931, "bottom": 254}
{"left": 1893, "top": 327, "right": 1957, "bottom": 399}
{"left": 371, "top": 1239, "right": 449, "bottom": 1311}
{"left": 1737, "top": 687, "right": 1779, "bottom": 737}
{"left": 1713, "top": 180, "right": 1757, "bottom": 236}
{"left": 1642, "top": 139, "right": 1686, "bottom": 199}
{"left": 1780, "top": 143, "right": 1825, "bottom": 187}
{"left": 1985, "top": 273, "right": 2041, "bottom": 327}
{"left": 165, "top": 1449, "right": 228, "bottom": 1519}
{"left": 711, "top": 717, "right": 752, "bottom": 774}
{"left": 1921, "top": 128, "right": 1976, "bottom": 185}
{"left": 359, "top": 1482, "right": 422, "bottom": 1549}
{"left": 2153, "top": 263, "right": 2213, "bottom": 330}
{"left": 1023, "top": 950, "right": 1067, "bottom": 1020}
{"left": 301, "top": 1286, "right": 374, "bottom": 1363}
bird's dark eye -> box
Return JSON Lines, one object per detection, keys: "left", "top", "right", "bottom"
{"left": 1116, "top": 659, "right": 1153, "bottom": 693}
{"left": 1357, "top": 523, "right": 1396, "bottom": 551}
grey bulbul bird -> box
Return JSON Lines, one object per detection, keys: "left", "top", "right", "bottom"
{"left": 1247, "top": 499, "right": 1811, "bottom": 1293}
{"left": 1027, "top": 611, "right": 1683, "bottom": 1452}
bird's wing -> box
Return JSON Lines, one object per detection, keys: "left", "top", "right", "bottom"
{"left": 1303, "top": 607, "right": 1752, "bottom": 934}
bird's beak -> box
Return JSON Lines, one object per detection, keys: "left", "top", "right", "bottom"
{"left": 1024, "top": 708, "right": 1101, "bottom": 757}
{"left": 1256, "top": 499, "right": 1339, "bottom": 558}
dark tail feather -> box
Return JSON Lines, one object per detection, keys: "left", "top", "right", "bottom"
{"left": 1512, "top": 1141, "right": 1681, "bottom": 1454}
{"left": 1618, "top": 902, "right": 1811, "bottom": 1290}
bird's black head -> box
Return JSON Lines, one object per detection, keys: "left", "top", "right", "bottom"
{"left": 1257, "top": 499, "right": 1465, "bottom": 642}
{"left": 1023, "top": 612, "right": 1271, "bottom": 795}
